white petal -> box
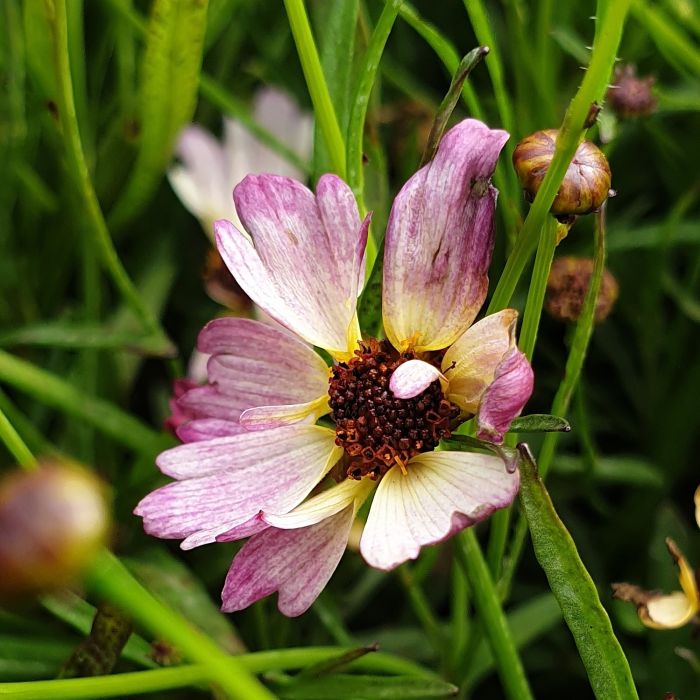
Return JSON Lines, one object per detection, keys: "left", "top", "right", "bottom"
{"left": 389, "top": 359, "right": 446, "bottom": 399}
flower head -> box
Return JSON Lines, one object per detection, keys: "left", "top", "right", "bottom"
{"left": 612, "top": 488, "right": 700, "bottom": 629}
{"left": 136, "top": 119, "right": 534, "bottom": 617}
{"left": 606, "top": 65, "right": 657, "bottom": 120}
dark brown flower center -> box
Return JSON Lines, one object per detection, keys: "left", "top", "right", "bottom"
{"left": 328, "top": 339, "right": 459, "bottom": 480}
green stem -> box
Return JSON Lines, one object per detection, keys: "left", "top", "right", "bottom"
{"left": 487, "top": 0, "right": 631, "bottom": 314}
{"left": 0, "top": 406, "right": 37, "bottom": 469}
{"left": 284, "top": 0, "right": 347, "bottom": 178}
{"left": 0, "top": 646, "right": 436, "bottom": 699}
{"left": 500, "top": 204, "right": 609, "bottom": 597}
{"left": 0, "top": 350, "right": 168, "bottom": 457}
{"left": 86, "top": 550, "right": 274, "bottom": 700}
{"left": 43, "top": 0, "right": 167, "bottom": 342}
{"left": 397, "top": 564, "right": 445, "bottom": 656}
{"left": 455, "top": 530, "right": 534, "bottom": 700}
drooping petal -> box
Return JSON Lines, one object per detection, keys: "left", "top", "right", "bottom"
{"left": 383, "top": 119, "right": 509, "bottom": 352}
{"left": 222, "top": 505, "right": 354, "bottom": 617}
{"left": 176, "top": 418, "right": 246, "bottom": 443}
{"left": 168, "top": 126, "right": 232, "bottom": 230}
{"left": 360, "top": 451, "right": 519, "bottom": 571}
{"left": 264, "top": 477, "right": 375, "bottom": 529}
{"left": 476, "top": 349, "right": 534, "bottom": 444}
{"left": 442, "top": 309, "right": 518, "bottom": 414}
{"left": 389, "top": 359, "right": 446, "bottom": 399}
{"left": 197, "top": 317, "right": 329, "bottom": 425}
{"left": 134, "top": 426, "right": 341, "bottom": 548}
{"left": 215, "top": 174, "right": 368, "bottom": 356}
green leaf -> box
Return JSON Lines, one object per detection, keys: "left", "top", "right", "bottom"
{"left": 278, "top": 674, "right": 458, "bottom": 699}
{"left": 554, "top": 455, "right": 664, "bottom": 488}
{"left": 517, "top": 445, "right": 640, "bottom": 700}
{"left": 508, "top": 414, "right": 571, "bottom": 434}
{"left": 109, "top": 0, "right": 209, "bottom": 229}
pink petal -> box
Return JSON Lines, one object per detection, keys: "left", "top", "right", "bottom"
{"left": 176, "top": 384, "right": 241, "bottom": 422}
{"left": 360, "top": 451, "right": 519, "bottom": 570}
{"left": 197, "top": 318, "right": 329, "bottom": 425}
{"left": 176, "top": 418, "right": 245, "bottom": 443}
{"left": 382, "top": 119, "right": 509, "bottom": 352}
{"left": 476, "top": 349, "right": 534, "bottom": 444}
{"left": 134, "top": 426, "right": 340, "bottom": 548}
{"left": 442, "top": 309, "right": 519, "bottom": 414}
{"left": 389, "top": 359, "right": 446, "bottom": 399}
{"left": 215, "top": 514, "right": 270, "bottom": 542}
{"left": 215, "top": 174, "right": 368, "bottom": 356}
{"left": 168, "top": 126, "right": 232, "bottom": 227}
{"left": 222, "top": 505, "right": 354, "bottom": 617}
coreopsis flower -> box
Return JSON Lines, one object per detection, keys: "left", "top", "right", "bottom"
{"left": 136, "top": 119, "right": 534, "bottom": 616}
{"left": 612, "top": 488, "right": 700, "bottom": 629}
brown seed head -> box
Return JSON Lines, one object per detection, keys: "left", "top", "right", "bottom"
{"left": 0, "top": 460, "right": 110, "bottom": 601}
{"left": 512, "top": 129, "right": 612, "bottom": 216}
{"left": 606, "top": 65, "right": 657, "bottom": 119}
{"left": 545, "top": 256, "right": 619, "bottom": 323}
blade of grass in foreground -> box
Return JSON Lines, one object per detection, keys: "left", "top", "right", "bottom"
{"left": 517, "top": 445, "right": 639, "bottom": 699}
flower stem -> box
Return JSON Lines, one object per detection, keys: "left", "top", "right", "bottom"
{"left": 487, "top": 0, "right": 631, "bottom": 314}
{"left": 455, "top": 530, "right": 534, "bottom": 700}
{"left": 500, "top": 204, "right": 609, "bottom": 598}
{"left": 0, "top": 406, "right": 37, "bottom": 469}
{"left": 284, "top": 0, "right": 347, "bottom": 178}
{"left": 85, "top": 550, "right": 275, "bottom": 700}
{"left": 43, "top": 0, "right": 169, "bottom": 344}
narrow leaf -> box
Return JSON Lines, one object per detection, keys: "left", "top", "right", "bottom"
{"left": 279, "top": 674, "right": 458, "bottom": 699}
{"left": 517, "top": 444, "right": 640, "bottom": 700}
{"left": 508, "top": 414, "right": 571, "bottom": 434}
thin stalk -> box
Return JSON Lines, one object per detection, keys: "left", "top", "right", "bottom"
{"left": 397, "top": 564, "right": 445, "bottom": 657}
{"left": 0, "top": 406, "right": 37, "bottom": 469}
{"left": 500, "top": 204, "right": 609, "bottom": 598}
{"left": 86, "top": 550, "right": 274, "bottom": 700}
{"left": 43, "top": 0, "right": 167, "bottom": 342}
{"left": 0, "top": 647, "right": 437, "bottom": 700}
{"left": 456, "top": 530, "right": 534, "bottom": 700}
{"left": 487, "top": 0, "right": 631, "bottom": 314}
{"left": 284, "top": 0, "right": 347, "bottom": 178}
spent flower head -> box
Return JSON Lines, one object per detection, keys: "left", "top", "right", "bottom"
{"left": 136, "top": 119, "right": 534, "bottom": 617}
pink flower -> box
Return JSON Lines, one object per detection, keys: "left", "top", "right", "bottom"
{"left": 136, "top": 119, "right": 534, "bottom": 617}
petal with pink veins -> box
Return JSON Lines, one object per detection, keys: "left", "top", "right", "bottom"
{"left": 222, "top": 505, "right": 354, "bottom": 617}
{"left": 389, "top": 359, "right": 446, "bottom": 399}
{"left": 383, "top": 119, "right": 509, "bottom": 352}
{"left": 240, "top": 396, "right": 328, "bottom": 431}
{"left": 133, "top": 426, "right": 341, "bottom": 548}
{"left": 442, "top": 309, "right": 519, "bottom": 414}
{"left": 476, "top": 349, "right": 534, "bottom": 444}
{"left": 176, "top": 418, "right": 246, "bottom": 443}
{"left": 215, "top": 174, "right": 368, "bottom": 357}
{"left": 360, "top": 451, "right": 519, "bottom": 571}
{"left": 197, "top": 317, "right": 329, "bottom": 425}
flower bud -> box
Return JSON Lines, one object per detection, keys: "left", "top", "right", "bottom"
{"left": 606, "top": 65, "right": 657, "bottom": 119}
{"left": 512, "top": 129, "right": 612, "bottom": 216}
{"left": 0, "top": 460, "right": 110, "bottom": 601}
{"left": 545, "top": 256, "right": 619, "bottom": 323}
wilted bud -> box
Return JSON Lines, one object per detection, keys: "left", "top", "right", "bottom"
{"left": 512, "top": 129, "right": 612, "bottom": 217}
{"left": 0, "top": 461, "right": 109, "bottom": 600}
{"left": 606, "top": 65, "right": 657, "bottom": 119}
{"left": 545, "top": 256, "right": 619, "bottom": 323}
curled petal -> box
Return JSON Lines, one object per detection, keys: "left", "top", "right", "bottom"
{"left": 476, "top": 349, "right": 534, "bottom": 445}
{"left": 222, "top": 505, "right": 354, "bottom": 617}
{"left": 383, "top": 119, "right": 509, "bottom": 352}
{"left": 360, "top": 451, "right": 519, "bottom": 570}
{"left": 198, "top": 317, "right": 329, "bottom": 425}
{"left": 389, "top": 360, "right": 446, "bottom": 399}
{"left": 442, "top": 309, "right": 518, "bottom": 414}
{"left": 215, "top": 174, "right": 368, "bottom": 356}
{"left": 134, "top": 426, "right": 341, "bottom": 548}
{"left": 264, "top": 477, "right": 375, "bottom": 529}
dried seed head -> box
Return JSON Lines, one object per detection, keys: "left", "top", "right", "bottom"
{"left": 512, "top": 129, "right": 612, "bottom": 216}
{"left": 545, "top": 256, "right": 619, "bottom": 323}
{"left": 0, "top": 460, "right": 110, "bottom": 601}
{"left": 606, "top": 65, "right": 657, "bottom": 119}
